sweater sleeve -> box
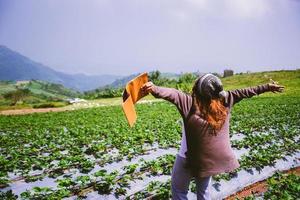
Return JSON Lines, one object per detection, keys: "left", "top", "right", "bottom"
{"left": 151, "top": 86, "right": 192, "bottom": 117}
{"left": 225, "top": 84, "right": 270, "bottom": 107}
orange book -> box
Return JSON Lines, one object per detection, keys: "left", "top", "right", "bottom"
{"left": 122, "top": 73, "right": 148, "bottom": 127}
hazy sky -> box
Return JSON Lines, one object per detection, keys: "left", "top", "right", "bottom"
{"left": 0, "top": 0, "right": 300, "bottom": 76}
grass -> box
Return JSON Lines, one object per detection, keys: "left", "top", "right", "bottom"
{"left": 33, "top": 102, "right": 69, "bottom": 108}
{"left": 0, "top": 70, "right": 299, "bottom": 199}
{"left": 221, "top": 70, "right": 300, "bottom": 97}
{"left": 88, "top": 94, "right": 156, "bottom": 106}
{"left": 0, "top": 104, "right": 32, "bottom": 111}
{"left": 0, "top": 70, "right": 298, "bottom": 111}
{"left": 62, "top": 70, "right": 300, "bottom": 109}
{"left": 0, "top": 80, "right": 80, "bottom": 110}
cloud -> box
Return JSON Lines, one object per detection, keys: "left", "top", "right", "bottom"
{"left": 1, "top": 0, "right": 299, "bottom": 75}
{"left": 226, "top": 0, "right": 272, "bottom": 19}
{"left": 186, "top": 0, "right": 208, "bottom": 9}
{"left": 167, "top": 0, "right": 274, "bottom": 21}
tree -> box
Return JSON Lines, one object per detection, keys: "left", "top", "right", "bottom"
{"left": 176, "top": 73, "right": 197, "bottom": 93}
{"left": 178, "top": 73, "right": 197, "bottom": 84}
{"left": 149, "top": 70, "right": 161, "bottom": 84}
{"left": 3, "top": 88, "right": 31, "bottom": 106}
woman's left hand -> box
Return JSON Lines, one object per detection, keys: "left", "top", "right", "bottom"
{"left": 141, "top": 81, "right": 155, "bottom": 95}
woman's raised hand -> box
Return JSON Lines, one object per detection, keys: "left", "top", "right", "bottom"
{"left": 141, "top": 81, "right": 155, "bottom": 95}
{"left": 268, "top": 79, "right": 285, "bottom": 93}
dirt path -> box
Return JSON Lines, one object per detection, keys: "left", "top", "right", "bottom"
{"left": 0, "top": 99, "right": 162, "bottom": 115}
{"left": 0, "top": 107, "right": 68, "bottom": 115}
{"left": 225, "top": 166, "right": 300, "bottom": 200}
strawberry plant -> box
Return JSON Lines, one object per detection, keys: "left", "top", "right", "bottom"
{"left": 264, "top": 172, "right": 300, "bottom": 199}
{"left": 0, "top": 90, "right": 299, "bottom": 199}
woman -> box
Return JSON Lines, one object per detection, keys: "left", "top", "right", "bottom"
{"left": 141, "top": 74, "right": 284, "bottom": 200}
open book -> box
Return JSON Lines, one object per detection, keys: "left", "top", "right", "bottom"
{"left": 122, "top": 73, "right": 148, "bottom": 127}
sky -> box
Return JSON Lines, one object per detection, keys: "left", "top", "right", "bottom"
{"left": 0, "top": 0, "right": 300, "bottom": 76}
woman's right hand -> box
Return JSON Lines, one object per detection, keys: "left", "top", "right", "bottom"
{"left": 141, "top": 81, "right": 155, "bottom": 95}
{"left": 268, "top": 79, "right": 285, "bottom": 93}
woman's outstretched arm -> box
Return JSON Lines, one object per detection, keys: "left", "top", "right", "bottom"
{"left": 226, "top": 80, "right": 284, "bottom": 107}
{"left": 141, "top": 82, "right": 192, "bottom": 117}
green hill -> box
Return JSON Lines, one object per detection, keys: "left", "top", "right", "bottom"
{"left": 0, "top": 80, "right": 81, "bottom": 109}
{"left": 83, "top": 69, "right": 300, "bottom": 100}
{"left": 0, "top": 80, "right": 80, "bottom": 97}
{"left": 221, "top": 70, "right": 300, "bottom": 97}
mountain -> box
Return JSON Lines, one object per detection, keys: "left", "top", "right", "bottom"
{"left": 0, "top": 45, "right": 122, "bottom": 91}
{"left": 106, "top": 73, "right": 140, "bottom": 88}
{"left": 102, "top": 72, "right": 180, "bottom": 89}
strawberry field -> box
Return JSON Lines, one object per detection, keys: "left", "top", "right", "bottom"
{"left": 1, "top": 69, "right": 300, "bottom": 200}
{"left": 0, "top": 94, "right": 299, "bottom": 199}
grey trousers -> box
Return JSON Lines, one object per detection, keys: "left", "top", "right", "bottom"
{"left": 171, "top": 154, "right": 211, "bottom": 200}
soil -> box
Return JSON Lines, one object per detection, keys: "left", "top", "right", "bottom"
{"left": 0, "top": 107, "right": 68, "bottom": 115}
{"left": 0, "top": 99, "right": 161, "bottom": 116}
{"left": 1, "top": 102, "right": 299, "bottom": 200}
{"left": 226, "top": 166, "right": 300, "bottom": 200}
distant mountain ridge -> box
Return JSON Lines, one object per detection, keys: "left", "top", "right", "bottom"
{"left": 0, "top": 45, "right": 122, "bottom": 91}
{"left": 101, "top": 72, "right": 180, "bottom": 89}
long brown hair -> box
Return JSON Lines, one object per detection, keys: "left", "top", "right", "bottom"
{"left": 192, "top": 83, "right": 227, "bottom": 132}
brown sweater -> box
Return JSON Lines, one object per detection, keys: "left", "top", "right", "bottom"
{"left": 151, "top": 84, "right": 271, "bottom": 177}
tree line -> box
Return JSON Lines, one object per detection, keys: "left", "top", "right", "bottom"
{"left": 83, "top": 70, "right": 233, "bottom": 99}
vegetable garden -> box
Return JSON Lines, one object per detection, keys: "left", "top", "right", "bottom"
{"left": 0, "top": 71, "right": 300, "bottom": 199}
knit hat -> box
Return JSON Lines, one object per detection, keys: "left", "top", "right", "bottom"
{"left": 195, "top": 74, "right": 226, "bottom": 100}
